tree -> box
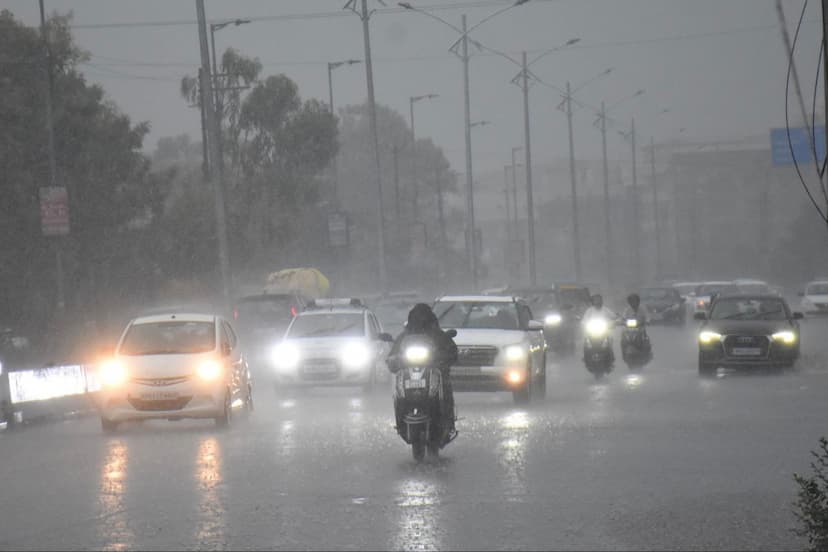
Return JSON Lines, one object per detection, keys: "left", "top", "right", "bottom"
{"left": 0, "top": 10, "right": 157, "bottom": 338}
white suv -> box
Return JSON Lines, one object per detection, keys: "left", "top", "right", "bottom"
{"left": 97, "top": 313, "right": 253, "bottom": 431}
{"left": 800, "top": 280, "right": 828, "bottom": 315}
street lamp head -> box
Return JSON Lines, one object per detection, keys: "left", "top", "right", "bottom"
{"left": 234, "top": 19, "right": 251, "bottom": 26}
{"left": 514, "top": 0, "right": 532, "bottom": 5}
{"left": 635, "top": 89, "right": 645, "bottom": 97}
{"left": 565, "top": 38, "right": 581, "bottom": 46}
{"left": 347, "top": 59, "right": 362, "bottom": 65}
{"left": 603, "top": 67, "right": 614, "bottom": 75}
{"left": 398, "top": 2, "right": 414, "bottom": 9}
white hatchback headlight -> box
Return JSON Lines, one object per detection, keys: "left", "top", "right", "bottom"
{"left": 504, "top": 344, "right": 527, "bottom": 362}
{"left": 544, "top": 313, "right": 562, "bottom": 326}
{"left": 197, "top": 359, "right": 222, "bottom": 381}
{"left": 341, "top": 341, "right": 372, "bottom": 369}
{"left": 272, "top": 342, "right": 300, "bottom": 371}
{"left": 100, "top": 359, "right": 127, "bottom": 387}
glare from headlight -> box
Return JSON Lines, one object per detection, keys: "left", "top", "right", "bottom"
{"left": 772, "top": 331, "right": 797, "bottom": 344}
{"left": 404, "top": 345, "right": 430, "bottom": 364}
{"left": 544, "top": 313, "right": 562, "bottom": 326}
{"left": 341, "top": 341, "right": 372, "bottom": 369}
{"left": 197, "top": 359, "right": 222, "bottom": 381}
{"left": 506, "top": 369, "right": 524, "bottom": 384}
{"left": 698, "top": 331, "right": 722, "bottom": 344}
{"left": 100, "top": 359, "right": 127, "bottom": 387}
{"left": 626, "top": 319, "right": 638, "bottom": 328}
{"left": 272, "top": 342, "right": 300, "bottom": 371}
{"left": 504, "top": 345, "right": 527, "bottom": 362}
{"left": 585, "top": 318, "right": 609, "bottom": 338}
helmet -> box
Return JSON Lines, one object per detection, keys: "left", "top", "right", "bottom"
{"left": 406, "top": 303, "right": 438, "bottom": 334}
{"left": 627, "top": 293, "right": 641, "bottom": 310}
{"left": 591, "top": 294, "right": 603, "bottom": 308}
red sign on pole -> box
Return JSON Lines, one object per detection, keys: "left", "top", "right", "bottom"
{"left": 40, "top": 187, "right": 70, "bottom": 236}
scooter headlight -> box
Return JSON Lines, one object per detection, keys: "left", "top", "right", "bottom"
{"left": 626, "top": 319, "right": 638, "bottom": 328}
{"left": 404, "top": 345, "right": 430, "bottom": 364}
{"left": 585, "top": 318, "right": 609, "bottom": 338}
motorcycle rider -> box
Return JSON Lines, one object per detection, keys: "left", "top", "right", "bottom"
{"left": 622, "top": 293, "right": 652, "bottom": 354}
{"left": 582, "top": 294, "right": 617, "bottom": 364}
{"left": 387, "top": 303, "right": 458, "bottom": 437}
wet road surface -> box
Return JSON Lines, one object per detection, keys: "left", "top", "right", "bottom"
{"left": 2, "top": 319, "right": 828, "bottom": 550}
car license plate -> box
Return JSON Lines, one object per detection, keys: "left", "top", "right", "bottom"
{"left": 138, "top": 391, "right": 179, "bottom": 401}
{"left": 404, "top": 379, "right": 427, "bottom": 389}
{"left": 731, "top": 347, "right": 761, "bottom": 356}
{"left": 304, "top": 364, "right": 337, "bottom": 374}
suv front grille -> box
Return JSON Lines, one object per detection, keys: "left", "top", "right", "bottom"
{"left": 456, "top": 346, "right": 498, "bottom": 367}
{"left": 723, "top": 335, "right": 770, "bottom": 358}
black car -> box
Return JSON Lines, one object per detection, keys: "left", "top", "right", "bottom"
{"left": 233, "top": 292, "right": 310, "bottom": 372}
{"left": 695, "top": 294, "right": 803, "bottom": 376}
{"left": 639, "top": 286, "right": 686, "bottom": 325}
{"left": 507, "top": 284, "right": 590, "bottom": 355}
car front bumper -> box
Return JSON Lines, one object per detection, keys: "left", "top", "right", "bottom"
{"left": 99, "top": 379, "right": 226, "bottom": 422}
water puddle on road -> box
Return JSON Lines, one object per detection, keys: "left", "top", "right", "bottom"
{"left": 391, "top": 478, "right": 442, "bottom": 551}
{"left": 97, "top": 439, "right": 134, "bottom": 551}
{"left": 193, "top": 437, "right": 225, "bottom": 548}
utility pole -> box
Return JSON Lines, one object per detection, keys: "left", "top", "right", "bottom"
{"left": 520, "top": 51, "right": 537, "bottom": 285}
{"left": 393, "top": 144, "right": 401, "bottom": 239}
{"left": 196, "top": 0, "right": 231, "bottom": 305}
{"left": 511, "top": 146, "right": 522, "bottom": 240}
{"left": 503, "top": 165, "right": 512, "bottom": 240}
{"left": 436, "top": 164, "right": 447, "bottom": 278}
{"left": 39, "top": 0, "right": 65, "bottom": 312}
{"left": 197, "top": 67, "right": 210, "bottom": 181}
{"left": 650, "top": 136, "right": 662, "bottom": 280}
{"left": 328, "top": 59, "right": 361, "bottom": 205}
{"left": 565, "top": 81, "right": 582, "bottom": 282}
{"left": 461, "top": 14, "right": 478, "bottom": 289}
{"left": 599, "top": 101, "right": 612, "bottom": 289}
{"left": 630, "top": 117, "right": 640, "bottom": 285}
{"left": 350, "top": 0, "right": 388, "bottom": 292}
{"left": 410, "top": 98, "right": 418, "bottom": 224}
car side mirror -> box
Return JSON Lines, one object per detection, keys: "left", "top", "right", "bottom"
{"left": 445, "top": 329, "right": 458, "bottom": 338}
{"left": 680, "top": 297, "right": 687, "bottom": 303}
{"left": 798, "top": 291, "right": 805, "bottom": 297}
{"left": 562, "top": 304, "right": 574, "bottom": 311}
{"left": 379, "top": 332, "right": 394, "bottom": 343}
{"left": 694, "top": 312, "right": 707, "bottom": 321}
{"left": 793, "top": 312, "right": 804, "bottom": 320}
{"left": 527, "top": 320, "right": 544, "bottom": 331}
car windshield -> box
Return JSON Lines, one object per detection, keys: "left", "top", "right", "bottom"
{"left": 673, "top": 284, "right": 697, "bottom": 295}
{"left": 557, "top": 287, "right": 591, "bottom": 307}
{"left": 697, "top": 283, "right": 736, "bottom": 296}
{"left": 807, "top": 283, "right": 828, "bottom": 295}
{"left": 119, "top": 321, "right": 216, "bottom": 355}
{"left": 434, "top": 302, "right": 520, "bottom": 330}
{"left": 641, "top": 288, "right": 676, "bottom": 301}
{"left": 709, "top": 298, "right": 789, "bottom": 321}
{"left": 736, "top": 283, "right": 770, "bottom": 295}
{"left": 287, "top": 313, "right": 364, "bottom": 338}
{"left": 512, "top": 290, "right": 557, "bottom": 310}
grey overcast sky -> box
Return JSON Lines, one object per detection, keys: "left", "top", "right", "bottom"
{"left": 3, "top": 0, "right": 824, "bottom": 173}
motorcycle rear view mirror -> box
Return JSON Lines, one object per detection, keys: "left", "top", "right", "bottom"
{"left": 792, "top": 312, "right": 805, "bottom": 320}
{"left": 445, "top": 329, "right": 458, "bottom": 338}
{"left": 379, "top": 332, "right": 394, "bottom": 342}
{"left": 694, "top": 312, "right": 707, "bottom": 321}
{"left": 562, "top": 304, "right": 574, "bottom": 311}
{"left": 527, "top": 320, "right": 544, "bottom": 331}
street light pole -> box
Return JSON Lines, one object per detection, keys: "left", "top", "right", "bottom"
{"left": 518, "top": 52, "right": 537, "bottom": 285}
{"left": 461, "top": 14, "right": 478, "bottom": 289}
{"left": 565, "top": 80, "right": 581, "bottom": 282}
{"left": 511, "top": 146, "right": 522, "bottom": 240}
{"left": 650, "top": 136, "right": 662, "bottom": 280}
{"left": 327, "top": 59, "right": 361, "bottom": 205}
{"left": 599, "top": 101, "right": 611, "bottom": 288}
{"left": 630, "top": 117, "right": 640, "bottom": 285}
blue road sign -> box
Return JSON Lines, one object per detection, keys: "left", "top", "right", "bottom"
{"left": 771, "top": 126, "right": 826, "bottom": 166}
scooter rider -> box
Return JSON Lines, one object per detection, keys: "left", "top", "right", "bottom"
{"left": 622, "top": 293, "right": 652, "bottom": 353}
{"left": 387, "top": 303, "right": 458, "bottom": 436}
{"left": 582, "top": 294, "right": 618, "bottom": 364}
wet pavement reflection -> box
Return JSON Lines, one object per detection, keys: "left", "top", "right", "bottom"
{"left": 97, "top": 439, "right": 133, "bottom": 551}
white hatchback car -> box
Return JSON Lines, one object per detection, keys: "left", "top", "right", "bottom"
{"left": 270, "top": 300, "right": 394, "bottom": 389}
{"left": 800, "top": 280, "right": 828, "bottom": 315}
{"left": 97, "top": 313, "right": 253, "bottom": 431}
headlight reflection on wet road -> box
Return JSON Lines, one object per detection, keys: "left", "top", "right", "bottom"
{"left": 392, "top": 478, "right": 442, "bottom": 552}
{"left": 499, "top": 410, "right": 531, "bottom": 501}
{"left": 194, "top": 437, "right": 225, "bottom": 548}
{"left": 98, "top": 439, "right": 133, "bottom": 551}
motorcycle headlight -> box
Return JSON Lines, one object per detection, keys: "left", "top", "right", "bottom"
{"left": 100, "top": 359, "right": 127, "bottom": 387}
{"left": 585, "top": 318, "right": 609, "bottom": 338}
{"left": 271, "top": 342, "right": 300, "bottom": 371}
{"left": 404, "top": 345, "right": 430, "bottom": 364}
{"left": 196, "top": 359, "right": 222, "bottom": 381}
{"left": 544, "top": 313, "right": 562, "bottom": 326}
{"left": 698, "top": 331, "right": 722, "bottom": 345}
{"left": 626, "top": 319, "right": 638, "bottom": 328}
{"left": 772, "top": 331, "right": 797, "bottom": 345}
{"left": 504, "top": 344, "right": 527, "bottom": 362}
{"left": 341, "top": 341, "right": 372, "bottom": 369}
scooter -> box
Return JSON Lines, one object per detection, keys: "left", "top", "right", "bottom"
{"left": 391, "top": 331, "right": 457, "bottom": 461}
{"left": 583, "top": 317, "right": 614, "bottom": 379}
{"left": 620, "top": 318, "right": 653, "bottom": 371}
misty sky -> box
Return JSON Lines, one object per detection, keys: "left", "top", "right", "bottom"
{"left": 4, "top": 0, "right": 823, "bottom": 174}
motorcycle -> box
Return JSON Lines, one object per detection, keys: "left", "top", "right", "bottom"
{"left": 391, "top": 330, "right": 457, "bottom": 461}
{"left": 582, "top": 316, "right": 614, "bottom": 379}
{"left": 620, "top": 318, "right": 653, "bottom": 371}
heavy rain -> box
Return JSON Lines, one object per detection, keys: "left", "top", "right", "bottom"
{"left": 1, "top": 1, "right": 828, "bottom": 550}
